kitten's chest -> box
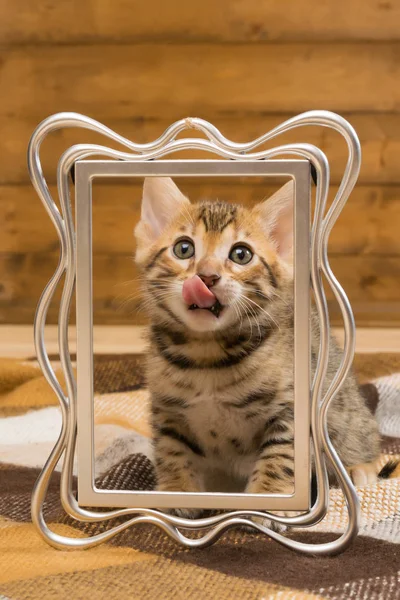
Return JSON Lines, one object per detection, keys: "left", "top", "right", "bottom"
{"left": 185, "top": 387, "right": 262, "bottom": 456}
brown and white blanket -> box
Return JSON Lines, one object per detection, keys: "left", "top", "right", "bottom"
{"left": 0, "top": 353, "right": 399, "bottom": 600}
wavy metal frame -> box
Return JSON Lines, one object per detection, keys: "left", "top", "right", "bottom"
{"left": 29, "top": 110, "right": 360, "bottom": 555}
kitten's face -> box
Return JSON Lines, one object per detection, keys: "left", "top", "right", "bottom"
{"left": 135, "top": 178, "right": 294, "bottom": 333}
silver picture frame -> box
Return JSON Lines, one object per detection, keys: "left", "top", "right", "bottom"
{"left": 29, "top": 111, "right": 361, "bottom": 555}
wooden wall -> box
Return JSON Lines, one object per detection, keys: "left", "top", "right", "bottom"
{"left": 1, "top": 0, "right": 400, "bottom": 326}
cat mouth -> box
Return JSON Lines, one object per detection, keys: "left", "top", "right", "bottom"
{"left": 183, "top": 275, "right": 224, "bottom": 318}
{"left": 188, "top": 299, "right": 224, "bottom": 318}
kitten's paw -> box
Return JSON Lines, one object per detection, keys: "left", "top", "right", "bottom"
{"left": 251, "top": 514, "right": 288, "bottom": 533}
{"left": 348, "top": 462, "right": 379, "bottom": 486}
{"left": 168, "top": 507, "right": 204, "bottom": 519}
{"left": 241, "top": 511, "right": 290, "bottom": 534}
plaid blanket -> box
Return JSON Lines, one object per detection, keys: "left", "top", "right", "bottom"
{"left": 0, "top": 353, "right": 399, "bottom": 600}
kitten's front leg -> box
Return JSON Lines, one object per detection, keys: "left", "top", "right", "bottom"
{"left": 153, "top": 414, "right": 205, "bottom": 518}
{"left": 245, "top": 409, "right": 294, "bottom": 532}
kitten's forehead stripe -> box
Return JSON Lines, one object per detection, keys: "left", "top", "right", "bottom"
{"left": 145, "top": 246, "right": 168, "bottom": 271}
{"left": 198, "top": 201, "right": 238, "bottom": 233}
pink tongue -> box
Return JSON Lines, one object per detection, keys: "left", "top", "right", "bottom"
{"left": 182, "top": 275, "right": 216, "bottom": 309}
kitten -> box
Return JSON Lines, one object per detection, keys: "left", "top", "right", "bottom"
{"left": 134, "top": 177, "right": 380, "bottom": 516}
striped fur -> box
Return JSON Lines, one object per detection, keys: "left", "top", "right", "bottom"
{"left": 134, "top": 178, "right": 380, "bottom": 512}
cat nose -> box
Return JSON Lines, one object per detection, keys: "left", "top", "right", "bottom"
{"left": 198, "top": 273, "right": 221, "bottom": 288}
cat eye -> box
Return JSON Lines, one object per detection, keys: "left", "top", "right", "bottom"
{"left": 173, "top": 239, "right": 195, "bottom": 260}
{"left": 229, "top": 245, "right": 253, "bottom": 265}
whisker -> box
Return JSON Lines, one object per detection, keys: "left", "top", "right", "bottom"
{"left": 235, "top": 297, "right": 254, "bottom": 343}
{"left": 242, "top": 284, "right": 292, "bottom": 309}
{"left": 239, "top": 297, "right": 262, "bottom": 342}
{"left": 241, "top": 294, "right": 280, "bottom": 331}
{"left": 231, "top": 300, "right": 244, "bottom": 333}
{"left": 269, "top": 289, "right": 291, "bottom": 307}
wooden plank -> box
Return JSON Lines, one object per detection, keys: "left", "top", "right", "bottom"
{"left": 3, "top": 111, "right": 400, "bottom": 185}
{"left": 2, "top": 325, "right": 399, "bottom": 359}
{"left": 2, "top": 1, "right": 400, "bottom": 44}
{"left": 2, "top": 45, "right": 400, "bottom": 123}
{"left": 3, "top": 298, "right": 399, "bottom": 327}
{"left": 2, "top": 253, "right": 400, "bottom": 326}
{"left": 2, "top": 183, "right": 400, "bottom": 256}
{"left": 334, "top": 327, "right": 400, "bottom": 353}
{"left": 0, "top": 325, "right": 148, "bottom": 358}
{"left": 0, "top": 252, "right": 145, "bottom": 325}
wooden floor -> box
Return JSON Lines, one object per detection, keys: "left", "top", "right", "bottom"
{"left": 1, "top": 325, "right": 399, "bottom": 358}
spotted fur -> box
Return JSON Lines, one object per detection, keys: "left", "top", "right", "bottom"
{"left": 134, "top": 177, "right": 380, "bottom": 506}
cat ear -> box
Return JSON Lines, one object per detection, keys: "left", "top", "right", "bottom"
{"left": 253, "top": 180, "right": 294, "bottom": 262}
{"left": 135, "top": 177, "right": 190, "bottom": 243}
